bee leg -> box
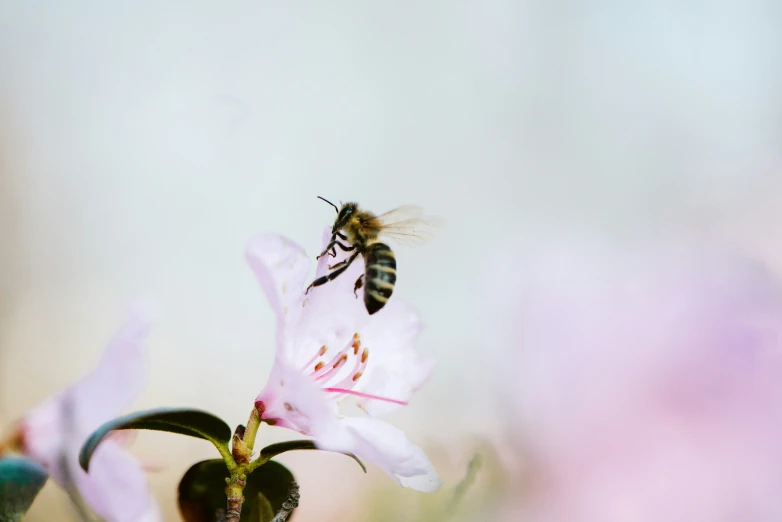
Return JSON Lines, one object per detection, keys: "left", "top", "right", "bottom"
{"left": 329, "top": 240, "right": 357, "bottom": 258}
{"left": 328, "top": 259, "right": 348, "bottom": 270}
{"left": 316, "top": 233, "right": 338, "bottom": 259}
{"left": 306, "top": 251, "right": 361, "bottom": 293}
{"left": 317, "top": 240, "right": 355, "bottom": 260}
{"left": 353, "top": 275, "right": 364, "bottom": 298}
{"left": 326, "top": 242, "right": 361, "bottom": 269}
{"left": 317, "top": 242, "right": 337, "bottom": 260}
{"left": 330, "top": 232, "right": 348, "bottom": 257}
{"left": 335, "top": 242, "right": 355, "bottom": 252}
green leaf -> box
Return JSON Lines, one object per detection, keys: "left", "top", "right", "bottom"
{"left": 178, "top": 459, "right": 295, "bottom": 522}
{"left": 259, "top": 440, "right": 367, "bottom": 473}
{"left": 246, "top": 492, "right": 275, "bottom": 522}
{"left": 79, "top": 408, "right": 232, "bottom": 472}
{"left": 0, "top": 457, "right": 48, "bottom": 522}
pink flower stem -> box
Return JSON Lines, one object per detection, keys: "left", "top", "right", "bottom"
{"left": 243, "top": 408, "right": 261, "bottom": 453}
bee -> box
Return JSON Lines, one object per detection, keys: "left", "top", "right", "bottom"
{"left": 306, "top": 197, "right": 438, "bottom": 315}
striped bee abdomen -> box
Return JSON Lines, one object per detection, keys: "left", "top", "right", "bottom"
{"left": 363, "top": 242, "right": 396, "bottom": 314}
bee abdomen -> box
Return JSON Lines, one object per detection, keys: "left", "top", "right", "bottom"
{"left": 364, "top": 243, "right": 396, "bottom": 315}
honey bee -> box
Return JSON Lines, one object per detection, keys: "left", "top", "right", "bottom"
{"left": 306, "top": 197, "right": 438, "bottom": 315}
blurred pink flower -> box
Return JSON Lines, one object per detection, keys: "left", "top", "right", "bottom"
{"left": 246, "top": 232, "right": 441, "bottom": 492}
{"left": 21, "top": 313, "right": 161, "bottom": 522}
{"left": 487, "top": 240, "right": 782, "bottom": 522}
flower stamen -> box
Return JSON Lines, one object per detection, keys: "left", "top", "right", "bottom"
{"left": 329, "top": 348, "right": 367, "bottom": 389}
{"left": 333, "top": 353, "right": 348, "bottom": 369}
{"left": 311, "top": 344, "right": 352, "bottom": 377}
{"left": 301, "top": 344, "right": 329, "bottom": 371}
{"left": 299, "top": 333, "right": 388, "bottom": 406}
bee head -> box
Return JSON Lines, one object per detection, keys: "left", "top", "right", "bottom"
{"left": 334, "top": 202, "right": 358, "bottom": 232}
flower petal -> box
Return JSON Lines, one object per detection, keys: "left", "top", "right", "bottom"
{"left": 356, "top": 299, "right": 435, "bottom": 415}
{"left": 21, "top": 395, "right": 65, "bottom": 473}
{"left": 76, "top": 439, "right": 162, "bottom": 522}
{"left": 487, "top": 240, "right": 782, "bottom": 521}
{"left": 255, "top": 359, "right": 352, "bottom": 450}
{"left": 255, "top": 362, "right": 441, "bottom": 492}
{"left": 21, "top": 314, "right": 157, "bottom": 521}
{"left": 70, "top": 312, "right": 151, "bottom": 431}
{"left": 320, "top": 417, "right": 442, "bottom": 492}
{"left": 245, "top": 234, "right": 311, "bottom": 349}
{"left": 23, "top": 313, "right": 151, "bottom": 469}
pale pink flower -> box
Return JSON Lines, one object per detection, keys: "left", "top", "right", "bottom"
{"left": 21, "top": 313, "right": 161, "bottom": 522}
{"left": 486, "top": 240, "right": 782, "bottom": 522}
{"left": 246, "top": 232, "right": 441, "bottom": 492}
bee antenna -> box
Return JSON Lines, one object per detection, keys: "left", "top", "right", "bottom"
{"left": 317, "top": 196, "right": 339, "bottom": 214}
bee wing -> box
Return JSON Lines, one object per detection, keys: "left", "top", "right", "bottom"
{"left": 375, "top": 205, "right": 425, "bottom": 224}
{"left": 376, "top": 206, "right": 442, "bottom": 246}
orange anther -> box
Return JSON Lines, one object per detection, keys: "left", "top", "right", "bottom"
{"left": 333, "top": 353, "right": 348, "bottom": 368}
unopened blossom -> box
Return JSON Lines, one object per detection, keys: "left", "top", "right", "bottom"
{"left": 19, "top": 313, "right": 161, "bottom": 522}
{"left": 246, "top": 231, "right": 441, "bottom": 492}
{"left": 484, "top": 240, "right": 782, "bottom": 522}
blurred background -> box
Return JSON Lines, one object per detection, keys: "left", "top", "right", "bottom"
{"left": 1, "top": 1, "right": 781, "bottom": 520}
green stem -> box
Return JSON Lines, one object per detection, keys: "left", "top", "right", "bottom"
{"left": 215, "top": 442, "right": 238, "bottom": 473}
{"left": 245, "top": 453, "right": 272, "bottom": 475}
{"left": 224, "top": 471, "right": 246, "bottom": 522}
{"left": 221, "top": 406, "right": 262, "bottom": 521}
